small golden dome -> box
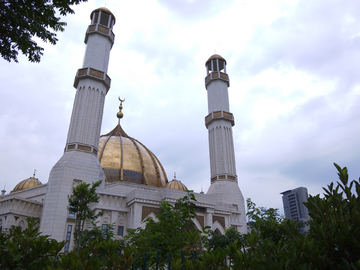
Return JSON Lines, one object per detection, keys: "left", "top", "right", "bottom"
{"left": 11, "top": 173, "right": 42, "bottom": 193}
{"left": 205, "top": 54, "right": 227, "bottom": 66}
{"left": 165, "top": 176, "right": 188, "bottom": 191}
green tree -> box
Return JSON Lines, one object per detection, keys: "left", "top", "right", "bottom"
{"left": 205, "top": 226, "right": 244, "bottom": 251}
{"left": 227, "top": 163, "right": 360, "bottom": 270}
{"left": 0, "top": 217, "right": 64, "bottom": 270}
{"left": 125, "top": 191, "right": 197, "bottom": 268}
{"left": 57, "top": 239, "right": 134, "bottom": 270}
{"left": 304, "top": 163, "right": 360, "bottom": 269}
{"left": 195, "top": 248, "right": 227, "bottom": 270}
{"left": 78, "top": 221, "right": 115, "bottom": 249}
{"left": 0, "top": 0, "right": 88, "bottom": 63}
{"left": 68, "top": 180, "right": 103, "bottom": 250}
{"left": 247, "top": 198, "right": 298, "bottom": 244}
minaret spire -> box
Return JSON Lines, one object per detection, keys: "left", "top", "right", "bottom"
{"left": 40, "top": 7, "right": 116, "bottom": 245}
{"left": 204, "top": 54, "right": 247, "bottom": 234}
{"left": 1, "top": 183, "right": 6, "bottom": 196}
{"left": 117, "top": 96, "right": 125, "bottom": 124}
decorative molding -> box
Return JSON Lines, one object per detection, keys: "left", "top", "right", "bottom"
{"left": 212, "top": 215, "right": 225, "bottom": 229}
{"left": 118, "top": 212, "right": 127, "bottom": 225}
{"left": 161, "top": 197, "right": 177, "bottom": 203}
{"left": 127, "top": 198, "right": 161, "bottom": 207}
{"left": 205, "top": 110, "right": 234, "bottom": 128}
{"left": 85, "top": 24, "right": 115, "bottom": 47}
{"left": 210, "top": 174, "right": 237, "bottom": 183}
{"left": 65, "top": 142, "right": 99, "bottom": 157}
{"left": 0, "top": 197, "right": 43, "bottom": 217}
{"left": 73, "top": 67, "right": 111, "bottom": 92}
{"left": 105, "top": 180, "right": 164, "bottom": 192}
{"left": 213, "top": 220, "right": 225, "bottom": 235}
{"left": 214, "top": 209, "right": 231, "bottom": 215}
{"left": 98, "top": 194, "right": 127, "bottom": 208}
{"left": 205, "top": 71, "right": 229, "bottom": 88}
{"left": 195, "top": 202, "right": 215, "bottom": 209}
{"left": 142, "top": 206, "right": 160, "bottom": 221}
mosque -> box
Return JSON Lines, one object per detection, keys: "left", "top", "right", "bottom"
{"left": 0, "top": 7, "right": 247, "bottom": 251}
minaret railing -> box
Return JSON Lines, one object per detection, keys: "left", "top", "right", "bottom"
{"left": 205, "top": 110, "right": 234, "bottom": 127}
{"left": 85, "top": 24, "right": 115, "bottom": 46}
{"left": 73, "top": 67, "right": 111, "bottom": 91}
{"left": 205, "top": 71, "right": 229, "bottom": 87}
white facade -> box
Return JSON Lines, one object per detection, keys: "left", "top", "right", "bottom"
{"left": 0, "top": 8, "right": 248, "bottom": 249}
{"left": 1, "top": 178, "right": 242, "bottom": 250}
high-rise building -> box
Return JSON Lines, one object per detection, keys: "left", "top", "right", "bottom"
{"left": 281, "top": 187, "right": 310, "bottom": 233}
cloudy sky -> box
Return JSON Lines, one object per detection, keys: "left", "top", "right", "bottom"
{"left": 0, "top": 0, "right": 359, "bottom": 213}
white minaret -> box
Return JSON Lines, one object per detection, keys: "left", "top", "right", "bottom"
{"left": 40, "top": 8, "right": 116, "bottom": 242}
{"left": 204, "top": 55, "right": 247, "bottom": 234}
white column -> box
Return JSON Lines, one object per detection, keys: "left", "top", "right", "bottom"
{"left": 205, "top": 208, "right": 214, "bottom": 230}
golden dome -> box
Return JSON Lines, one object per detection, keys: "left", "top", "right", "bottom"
{"left": 205, "top": 54, "right": 227, "bottom": 66}
{"left": 98, "top": 124, "right": 168, "bottom": 187}
{"left": 165, "top": 176, "right": 188, "bottom": 191}
{"left": 11, "top": 173, "right": 42, "bottom": 193}
{"left": 99, "top": 98, "right": 167, "bottom": 187}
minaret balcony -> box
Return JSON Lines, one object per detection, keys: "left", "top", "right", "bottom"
{"left": 85, "top": 24, "right": 115, "bottom": 47}
{"left": 205, "top": 72, "right": 229, "bottom": 88}
{"left": 211, "top": 174, "right": 237, "bottom": 183}
{"left": 65, "top": 143, "right": 98, "bottom": 156}
{"left": 205, "top": 110, "right": 234, "bottom": 127}
{"left": 73, "top": 67, "right": 111, "bottom": 92}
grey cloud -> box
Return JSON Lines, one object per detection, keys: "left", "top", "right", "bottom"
{"left": 124, "top": 29, "right": 200, "bottom": 77}
{"left": 158, "top": 0, "right": 233, "bottom": 23}
{"left": 233, "top": 0, "right": 360, "bottom": 86}
{"left": 236, "top": 91, "right": 360, "bottom": 197}
{"left": 1, "top": 0, "right": 359, "bottom": 211}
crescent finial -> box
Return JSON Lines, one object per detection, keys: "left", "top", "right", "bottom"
{"left": 117, "top": 96, "right": 125, "bottom": 124}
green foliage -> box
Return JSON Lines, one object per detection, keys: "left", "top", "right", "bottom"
{"left": 77, "top": 221, "right": 115, "bottom": 250}
{"left": 226, "top": 163, "right": 360, "bottom": 270}
{"left": 205, "top": 226, "right": 244, "bottom": 251}
{"left": 68, "top": 180, "right": 103, "bottom": 250}
{"left": 304, "top": 163, "right": 360, "bottom": 269}
{"left": 196, "top": 248, "right": 227, "bottom": 270}
{"left": 125, "top": 191, "right": 197, "bottom": 268}
{"left": 0, "top": 0, "right": 88, "bottom": 63}
{"left": 1, "top": 164, "right": 359, "bottom": 269}
{"left": 0, "top": 217, "right": 64, "bottom": 270}
{"left": 247, "top": 198, "right": 297, "bottom": 243}
{"left": 57, "top": 239, "right": 134, "bottom": 270}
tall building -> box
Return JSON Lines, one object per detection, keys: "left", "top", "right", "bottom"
{"left": 40, "top": 7, "right": 116, "bottom": 242}
{"left": 281, "top": 187, "right": 310, "bottom": 233}
{"left": 205, "top": 55, "right": 247, "bottom": 233}
{"left": 0, "top": 7, "right": 248, "bottom": 249}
